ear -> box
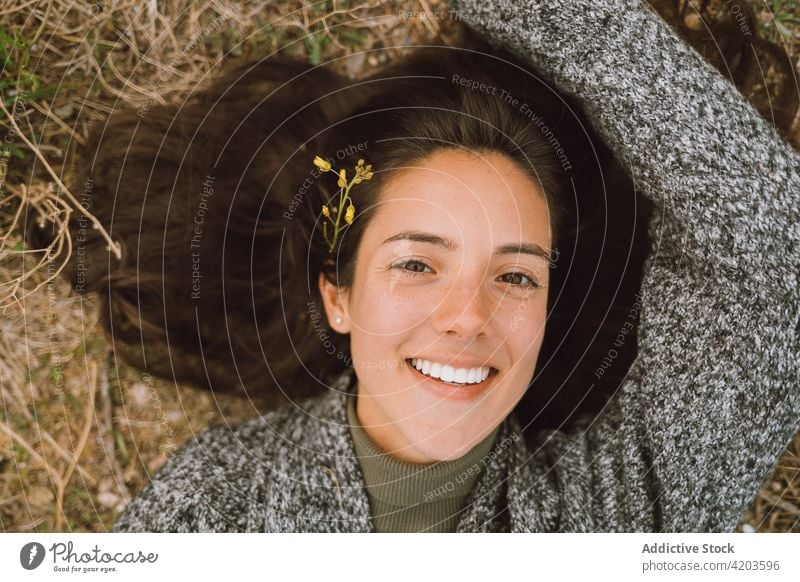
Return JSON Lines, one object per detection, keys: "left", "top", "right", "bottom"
{"left": 318, "top": 271, "right": 351, "bottom": 334}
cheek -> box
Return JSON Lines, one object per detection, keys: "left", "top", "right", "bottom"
{"left": 506, "top": 298, "right": 548, "bottom": 353}
{"left": 347, "top": 288, "right": 426, "bottom": 373}
{"left": 353, "top": 279, "right": 436, "bottom": 335}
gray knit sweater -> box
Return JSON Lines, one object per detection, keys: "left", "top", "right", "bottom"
{"left": 112, "top": 0, "right": 800, "bottom": 533}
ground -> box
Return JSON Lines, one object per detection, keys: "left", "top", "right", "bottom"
{"left": 0, "top": 0, "right": 797, "bottom": 532}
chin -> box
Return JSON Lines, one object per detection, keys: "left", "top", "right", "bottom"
{"left": 404, "top": 422, "right": 487, "bottom": 462}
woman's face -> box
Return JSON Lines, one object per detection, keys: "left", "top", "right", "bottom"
{"left": 319, "top": 149, "right": 553, "bottom": 463}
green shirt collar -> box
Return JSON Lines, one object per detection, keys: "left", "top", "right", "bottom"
{"left": 346, "top": 389, "right": 501, "bottom": 507}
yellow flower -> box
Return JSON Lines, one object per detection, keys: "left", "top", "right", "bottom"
{"left": 320, "top": 158, "right": 372, "bottom": 253}
{"left": 313, "top": 156, "right": 331, "bottom": 172}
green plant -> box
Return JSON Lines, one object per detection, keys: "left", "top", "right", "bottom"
{"left": 759, "top": 0, "right": 800, "bottom": 43}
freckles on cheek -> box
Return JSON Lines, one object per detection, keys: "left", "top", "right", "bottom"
{"left": 506, "top": 298, "right": 547, "bottom": 340}
{"left": 364, "top": 284, "right": 433, "bottom": 335}
{"left": 377, "top": 295, "right": 429, "bottom": 334}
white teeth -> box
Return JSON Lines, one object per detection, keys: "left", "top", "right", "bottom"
{"left": 441, "top": 365, "right": 455, "bottom": 382}
{"left": 410, "top": 358, "right": 492, "bottom": 384}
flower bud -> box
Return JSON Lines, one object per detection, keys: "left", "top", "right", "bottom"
{"left": 345, "top": 204, "right": 355, "bottom": 224}
{"left": 313, "top": 156, "right": 332, "bottom": 172}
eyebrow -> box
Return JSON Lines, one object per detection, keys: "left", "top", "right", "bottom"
{"left": 381, "top": 229, "right": 552, "bottom": 262}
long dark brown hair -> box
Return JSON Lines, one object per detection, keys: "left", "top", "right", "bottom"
{"left": 26, "top": 0, "right": 798, "bottom": 434}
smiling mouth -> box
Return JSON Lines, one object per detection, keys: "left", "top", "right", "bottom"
{"left": 405, "top": 358, "right": 498, "bottom": 388}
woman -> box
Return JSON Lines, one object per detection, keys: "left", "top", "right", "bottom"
{"left": 49, "top": 0, "right": 798, "bottom": 532}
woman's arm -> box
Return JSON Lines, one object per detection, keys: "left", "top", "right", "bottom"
{"left": 111, "top": 426, "right": 254, "bottom": 533}
{"left": 450, "top": 0, "right": 798, "bottom": 293}
{"left": 110, "top": 435, "right": 211, "bottom": 532}
{"left": 451, "top": 0, "right": 799, "bottom": 530}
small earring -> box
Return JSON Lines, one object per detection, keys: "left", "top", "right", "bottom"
{"left": 335, "top": 317, "right": 342, "bottom": 324}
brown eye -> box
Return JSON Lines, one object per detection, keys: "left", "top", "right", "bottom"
{"left": 391, "top": 258, "right": 434, "bottom": 278}
{"left": 402, "top": 260, "right": 430, "bottom": 273}
{"left": 500, "top": 271, "right": 541, "bottom": 289}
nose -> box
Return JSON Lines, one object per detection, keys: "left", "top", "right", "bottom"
{"left": 430, "top": 275, "right": 492, "bottom": 339}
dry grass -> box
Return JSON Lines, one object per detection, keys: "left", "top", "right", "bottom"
{"left": 0, "top": 0, "right": 797, "bottom": 532}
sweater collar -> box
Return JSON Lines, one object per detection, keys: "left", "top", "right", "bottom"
{"left": 346, "top": 386, "right": 501, "bottom": 507}
{"left": 288, "top": 368, "right": 521, "bottom": 532}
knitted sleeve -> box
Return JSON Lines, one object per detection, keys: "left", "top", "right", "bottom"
{"left": 111, "top": 425, "right": 258, "bottom": 533}
{"left": 110, "top": 435, "right": 206, "bottom": 533}
{"left": 449, "top": 0, "right": 800, "bottom": 531}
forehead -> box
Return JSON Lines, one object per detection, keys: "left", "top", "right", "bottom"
{"left": 366, "top": 149, "right": 552, "bottom": 245}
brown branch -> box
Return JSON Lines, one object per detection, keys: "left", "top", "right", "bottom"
{"left": 0, "top": 98, "right": 121, "bottom": 259}
{"left": 96, "top": 353, "right": 131, "bottom": 504}
{"left": 0, "top": 418, "right": 65, "bottom": 494}
{"left": 54, "top": 359, "right": 98, "bottom": 531}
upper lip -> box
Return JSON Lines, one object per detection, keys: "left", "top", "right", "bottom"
{"left": 407, "top": 356, "right": 498, "bottom": 371}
